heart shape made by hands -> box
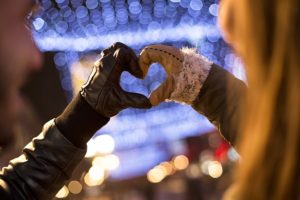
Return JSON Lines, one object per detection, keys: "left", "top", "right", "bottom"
{"left": 137, "top": 45, "right": 185, "bottom": 106}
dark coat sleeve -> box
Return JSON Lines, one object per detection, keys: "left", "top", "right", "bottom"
{"left": 0, "top": 120, "right": 86, "bottom": 200}
{"left": 0, "top": 94, "right": 110, "bottom": 200}
{"left": 192, "top": 64, "right": 247, "bottom": 146}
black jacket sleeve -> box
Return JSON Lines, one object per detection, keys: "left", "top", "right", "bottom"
{"left": 192, "top": 64, "right": 247, "bottom": 146}
{"left": 0, "top": 94, "right": 110, "bottom": 199}
{"left": 0, "top": 120, "right": 85, "bottom": 200}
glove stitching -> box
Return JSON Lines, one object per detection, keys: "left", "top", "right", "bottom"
{"left": 145, "top": 47, "right": 184, "bottom": 63}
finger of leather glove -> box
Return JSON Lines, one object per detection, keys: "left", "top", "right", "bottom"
{"left": 114, "top": 46, "right": 144, "bottom": 79}
{"left": 98, "top": 45, "right": 138, "bottom": 85}
{"left": 138, "top": 45, "right": 184, "bottom": 78}
{"left": 123, "top": 91, "right": 152, "bottom": 109}
{"left": 101, "top": 42, "right": 128, "bottom": 57}
{"left": 149, "top": 75, "right": 176, "bottom": 106}
{"left": 99, "top": 86, "right": 124, "bottom": 117}
{"left": 102, "top": 42, "right": 144, "bottom": 80}
{"left": 81, "top": 51, "right": 120, "bottom": 112}
{"left": 102, "top": 87, "right": 151, "bottom": 115}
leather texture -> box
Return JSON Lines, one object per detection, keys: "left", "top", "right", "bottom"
{"left": 81, "top": 42, "right": 152, "bottom": 117}
{"left": 0, "top": 119, "right": 86, "bottom": 200}
{"left": 139, "top": 45, "right": 184, "bottom": 106}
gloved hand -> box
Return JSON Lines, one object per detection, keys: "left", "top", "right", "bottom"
{"left": 139, "top": 45, "right": 213, "bottom": 106}
{"left": 81, "top": 42, "right": 152, "bottom": 117}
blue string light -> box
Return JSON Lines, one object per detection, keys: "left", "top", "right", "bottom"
{"left": 116, "top": 8, "right": 128, "bottom": 25}
{"left": 55, "top": 0, "right": 65, "bottom": 4}
{"left": 129, "top": 1, "right": 142, "bottom": 15}
{"left": 55, "top": 20, "right": 68, "bottom": 34}
{"left": 33, "top": 0, "right": 224, "bottom": 52}
{"left": 70, "top": 0, "right": 83, "bottom": 8}
{"left": 33, "top": 17, "right": 46, "bottom": 31}
{"left": 189, "top": 0, "right": 203, "bottom": 11}
{"left": 35, "top": 24, "right": 219, "bottom": 51}
{"left": 139, "top": 11, "right": 152, "bottom": 25}
{"left": 209, "top": 3, "right": 219, "bottom": 16}
{"left": 86, "top": 0, "right": 98, "bottom": 9}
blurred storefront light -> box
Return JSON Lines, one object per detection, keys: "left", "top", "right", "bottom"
{"left": 92, "top": 156, "right": 106, "bottom": 166}
{"left": 201, "top": 159, "right": 223, "bottom": 179}
{"left": 92, "top": 154, "right": 120, "bottom": 171}
{"left": 186, "top": 163, "right": 202, "bottom": 179}
{"left": 173, "top": 155, "right": 189, "bottom": 170}
{"left": 227, "top": 147, "right": 240, "bottom": 161}
{"left": 200, "top": 160, "right": 211, "bottom": 175}
{"left": 89, "top": 165, "right": 106, "bottom": 181}
{"left": 103, "top": 154, "right": 120, "bottom": 171}
{"left": 68, "top": 180, "right": 83, "bottom": 194}
{"left": 84, "top": 172, "right": 105, "bottom": 187}
{"left": 199, "top": 150, "right": 214, "bottom": 163}
{"left": 147, "top": 167, "right": 166, "bottom": 183}
{"left": 85, "top": 140, "right": 98, "bottom": 158}
{"left": 86, "top": 134, "right": 115, "bottom": 157}
{"left": 55, "top": 185, "right": 69, "bottom": 199}
{"left": 94, "top": 135, "right": 116, "bottom": 154}
{"left": 159, "top": 162, "right": 174, "bottom": 175}
{"left": 208, "top": 161, "right": 223, "bottom": 178}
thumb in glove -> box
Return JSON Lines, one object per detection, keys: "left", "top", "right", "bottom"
{"left": 123, "top": 91, "right": 152, "bottom": 109}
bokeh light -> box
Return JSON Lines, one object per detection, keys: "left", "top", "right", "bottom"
{"left": 55, "top": 185, "right": 69, "bottom": 198}
{"left": 89, "top": 165, "right": 106, "bottom": 181}
{"left": 84, "top": 172, "right": 105, "bottom": 186}
{"left": 92, "top": 156, "right": 106, "bottom": 166}
{"left": 103, "top": 154, "right": 120, "bottom": 171}
{"left": 94, "top": 134, "right": 116, "bottom": 154}
{"left": 173, "top": 155, "right": 189, "bottom": 170}
{"left": 68, "top": 180, "right": 83, "bottom": 194}
{"left": 200, "top": 160, "right": 211, "bottom": 175}
{"left": 207, "top": 161, "right": 223, "bottom": 178}
{"left": 32, "top": 0, "right": 224, "bottom": 52}
{"left": 227, "top": 147, "right": 240, "bottom": 161}
{"left": 186, "top": 163, "right": 201, "bottom": 179}
{"left": 159, "top": 162, "right": 174, "bottom": 176}
{"left": 86, "top": 134, "right": 115, "bottom": 157}
{"left": 33, "top": 17, "right": 45, "bottom": 31}
{"left": 147, "top": 167, "right": 166, "bottom": 183}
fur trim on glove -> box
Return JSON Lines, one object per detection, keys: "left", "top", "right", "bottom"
{"left": 169, "top": 48, "right": 212, "bottom": 104}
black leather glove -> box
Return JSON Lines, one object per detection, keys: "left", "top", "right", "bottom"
{"left": 81, "top": 42, "right": 152, "bottom": 117}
